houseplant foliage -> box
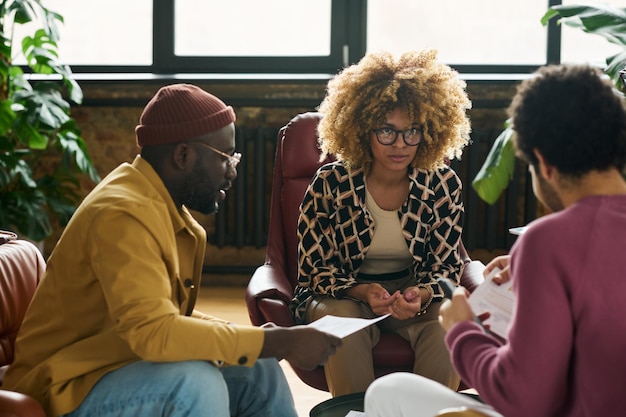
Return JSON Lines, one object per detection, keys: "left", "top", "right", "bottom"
{"left": 471, "top": 3, "right": 626, "bottom": 205}
{"left": 0, "top": 0, "right": 100, "bottom": 241}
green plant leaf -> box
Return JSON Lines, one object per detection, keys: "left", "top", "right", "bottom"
{"left": 58, "top": 126, "right": 101, "bottom": 182}
{"left": 8, "top": 65, "right": 28, "bottom": 88}
{"left": 542, "top": 4, "right": 626, "bottom": 47}
{"left": 35, "top": 90, "right": 71, "bottom": 128}
{"left": 0, "top": 187, "right": 51, "bottom": 242}
{"left": 0, "top": 145, "right": 18, "bottom": 187}
{"left": 605, "top": 50, "right": 626, "bottom": 88}
{"left": 13, "top": 119, "right": 47, "bottom": 149}
{"left": 0, "top": 168, "right": 10, "bottom": 187}
{"left": 37, "top": 172, "right": 81, "bottom": 226}
{"left": 471, "top": 123, "right": 516, "bottom": 205}
{"left": 10, "top": 0, "right": 38, "bottom": 25}
{"left": 0, "top": 35, "right": 11, "bottom": 81}
{"left": 13, "top": 85, "right": 71, "bottom": 129}
{"left": 57, "top": 66, "right": 83, "bottom": 104}
{"left": 15, "top": 188, "right": 52, "bottom": 241}
{"left": 13, "top": 158, "right": 37, "bottom": 188}
{"left": 44, "top": 10, "right": 64, "bottom": 43}
{"left": 0, "top": 99, "right": 17, "bottom": 134}
{"left": 23, "top": 29, "right": 59, "bottom": 73}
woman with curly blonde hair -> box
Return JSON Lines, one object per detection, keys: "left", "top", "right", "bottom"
{"left": 317, "top": 49, "right": 471, "bottom": 171}
{"left": 289, "top": 49, "right": 472, "bottom": 397}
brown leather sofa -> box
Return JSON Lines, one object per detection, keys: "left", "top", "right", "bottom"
{"left": 0, "top": 232, "right": 47, "bottom": 417}
{"left": 245, "top": 112, "right": 486, "bottom": 392}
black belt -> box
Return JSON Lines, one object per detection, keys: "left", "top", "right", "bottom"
{"left": 357, "top": 268, "right": 411, "bottom": 281}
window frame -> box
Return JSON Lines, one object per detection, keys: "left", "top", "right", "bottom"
{"left": 67, "top": 0, "right": 564, "bottom": 76}
{"left": 151, "top": 0, "right": 365, "bottom": 75}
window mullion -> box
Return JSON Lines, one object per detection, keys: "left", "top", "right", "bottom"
{"left": 153, "top": 0, "right": 175, "bottom": 73}
{"left": 546, "top": 0, "right": 562, "bottom": 64}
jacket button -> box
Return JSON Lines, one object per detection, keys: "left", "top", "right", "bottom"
{"left": 184, "top": 278, "right": 195, "bottom": 289}
{"left": 238, "top": 356, "right": 248, "bottom": 365}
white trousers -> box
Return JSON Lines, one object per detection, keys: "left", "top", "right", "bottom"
{"left": 364, "top": 373, "right": 503, "bottom": 417}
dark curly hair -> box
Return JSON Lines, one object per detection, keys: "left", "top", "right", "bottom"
{"left": 509, "top": 64, "right": 626, "bottom": 176}
{"left": 317, "top": 49, "right": 472, "bottom": 171}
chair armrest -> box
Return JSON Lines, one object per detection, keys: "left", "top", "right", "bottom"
{"left": 459, "top": 260, "right": 486, "bottom": 294}
{"left": 257, "top": 298, "right": 297, "bottom": 328}
{"left": 0, "top": 390, "right": 46, "bottom": 417}
{"left": 245, "top": 263, "right": 295, "bottom": 327}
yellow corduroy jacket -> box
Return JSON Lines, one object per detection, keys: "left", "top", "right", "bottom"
{"left": 3, "top": 156, "right": 264, "bottom": 417}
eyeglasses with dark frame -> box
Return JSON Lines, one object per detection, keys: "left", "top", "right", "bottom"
{"left": 371, "top": 127, "right": 422, "bottom": 146}
{"left": 189, "top": 141, "right": 242, "bottom": 169}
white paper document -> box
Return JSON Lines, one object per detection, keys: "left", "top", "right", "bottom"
{"left": 308, "top": 314, "right": 390, "bottom": 339}
{"left": 508, "top": 226, "right": 527, "bottom": 236}
{"left": 468, "top": 267, "right": 515, "bottom": 339}
{"left": 345, "top": 411, "right": 366, "bottom": 417}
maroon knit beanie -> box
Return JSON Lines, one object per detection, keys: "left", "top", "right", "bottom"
{"left": 135, "top": 84, "right": 236, "bottom": 147}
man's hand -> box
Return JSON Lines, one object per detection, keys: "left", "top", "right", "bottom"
{"left": 484, "top": 254, "right": 511, "bottom": 285}
{"left": 438, "top": 287, "right": 476, "bottom": 332}
{"left": 260, "top": 326, "right": 342, "bottom": 370}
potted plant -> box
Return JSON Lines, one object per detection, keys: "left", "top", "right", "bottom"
{"left": 472, "top": 3, "right": 626, "bottom": 205}
{"left": 0, "top": 0, "right": 100, "bottom": 242}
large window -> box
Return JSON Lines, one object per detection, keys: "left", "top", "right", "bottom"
{"left": 174, "top": 1, "right": 331, "bottom": 57}
{"left": 366, "top": 0, "right": 624, "bottom": 71}
{"left": 17, "top": 0, "right": 625, "bottom": 75}
{"left": 157, "top": 0, "right": 346, "bottom": 73}
{"left": 367, "top": 0, "right": 549, "bottom": 66}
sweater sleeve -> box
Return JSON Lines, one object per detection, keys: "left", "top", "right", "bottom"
{"left": 446, "top": 224, "right": 574, "bottom": 417}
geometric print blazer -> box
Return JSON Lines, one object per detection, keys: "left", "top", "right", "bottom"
{"left": 290, "top": 161, "right": 465, "bottom": 323}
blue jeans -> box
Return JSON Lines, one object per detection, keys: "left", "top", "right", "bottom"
{"left": 60, "top": 359, "right": 297, "bottom": 417}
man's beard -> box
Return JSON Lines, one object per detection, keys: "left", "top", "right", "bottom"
{"left": 182, "top": 161, "right": 221, "bottom": 215}
{"left": 536, "top": 172, "right": 564, "bottom": 213}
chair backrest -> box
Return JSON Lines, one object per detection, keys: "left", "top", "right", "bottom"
{"left": 0, "top": 237, "right": 45, "bottom": 382}
{"left": 264, "top": 112, "right": 333, "bottom": 288}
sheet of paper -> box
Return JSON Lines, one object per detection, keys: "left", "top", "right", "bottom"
{"left": 468, "top": 267, "right": 515, "bottom": 339}
{"left": 345, "top": 411, "right": 366, "bottom": 417}
{"left": 308, "top": 314, "right": 390, "bottom": 339}
{"left": 508, "top": 226, "right": 527, "bottom": 235}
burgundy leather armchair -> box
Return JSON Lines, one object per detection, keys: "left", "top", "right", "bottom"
{"left": 245, "top": 112, "right": 486, "bottom": 392}
{"left": 0, "top": 233, "right": 47, "bottom": 417}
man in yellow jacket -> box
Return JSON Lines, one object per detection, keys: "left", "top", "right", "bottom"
{"left": 4, "top": 84, "right": 342, "bottom": 417}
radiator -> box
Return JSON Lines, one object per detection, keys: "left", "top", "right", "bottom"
{"left": 211, "top": 126, "right": 280, "bottom": 249}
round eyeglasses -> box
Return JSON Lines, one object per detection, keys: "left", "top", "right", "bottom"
{"left": 190, "top": 141, "right": 242, "bottom": 169}
{"left": 372, "top": 127, "right": 422, "bottom": 146}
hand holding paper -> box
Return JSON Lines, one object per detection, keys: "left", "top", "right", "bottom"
{"left": 468, "top": 267, "right": 515, "bottom": 339}
{"left": 308, "top": 314, "right": 390, "bottom": 339}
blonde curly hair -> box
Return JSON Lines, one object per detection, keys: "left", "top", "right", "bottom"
{"left": 317, "top": 49, "right": 472, "bottom": 171}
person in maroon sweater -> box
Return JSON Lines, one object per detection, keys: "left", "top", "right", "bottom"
{"left": 364, "top": 63, "right": 626, "bottom": 417}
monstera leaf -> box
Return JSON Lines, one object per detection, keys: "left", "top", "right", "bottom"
{"left": 542, "top": 3, "right": 626, "bottom": 87}
{"left": 471, "top": 121, "right": 516, "bottom": 205}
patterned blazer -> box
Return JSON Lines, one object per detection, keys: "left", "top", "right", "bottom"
{"left": 290, "top": 161, "right": 465, "bottom": 323}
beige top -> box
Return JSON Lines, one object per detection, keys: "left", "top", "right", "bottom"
{"left": 359, "top": 186, "right": 413, "bottom": 274}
